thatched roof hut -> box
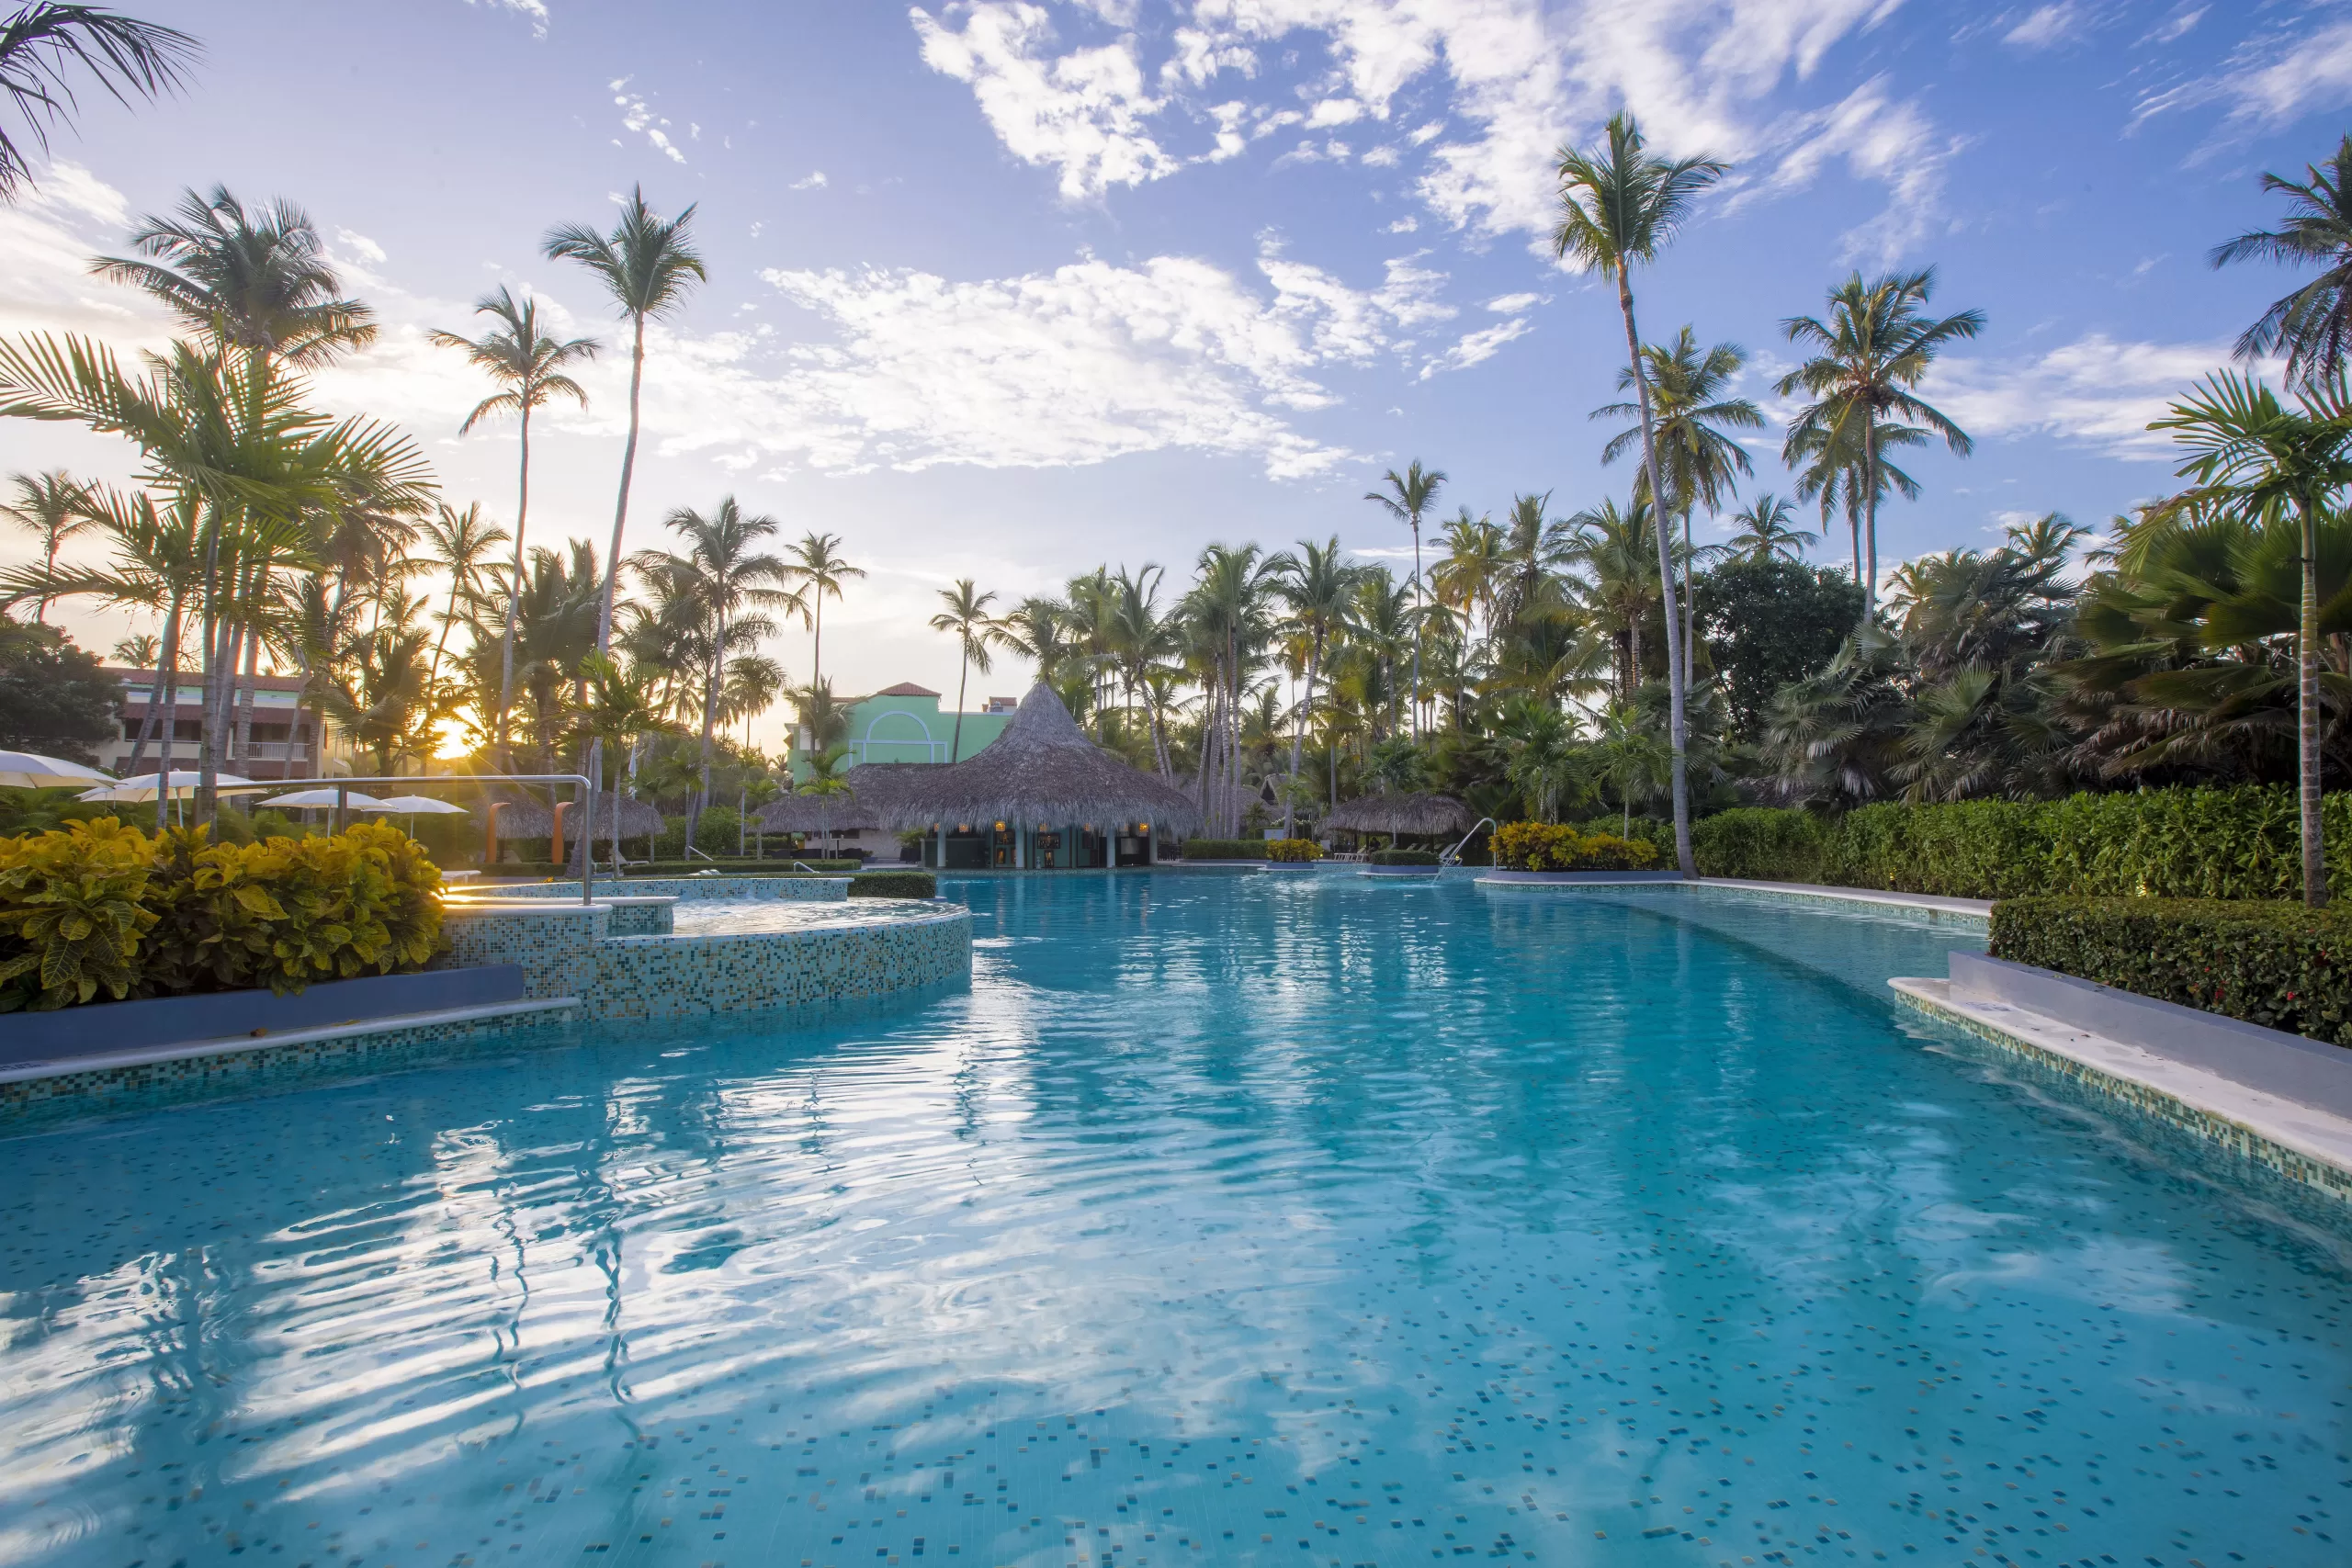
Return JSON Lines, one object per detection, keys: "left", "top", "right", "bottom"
{"left": 876, "top": 682, "right": 1204, "bottom": 835}
{"left": 756, "top": 790, "right": 881, "bottom": 833}
{"left": 492, "top": 790, "right": 663, "bottom": 839}
{"left": 1326, "top": 792, "right": 1473, "bottom": 839}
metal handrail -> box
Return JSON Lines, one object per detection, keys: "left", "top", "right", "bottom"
{"left": 266, "top": 772, "right": 597, "bottom": 906}
{"left": 1442, "top": 817, "right": 1497, "bottom": 866}
{"left": 684, "top": 842, "right": 718, "bottom": 863}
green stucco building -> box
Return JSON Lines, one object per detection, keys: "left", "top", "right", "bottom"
{"left": 790, "top": 682, "right": 1015, "bottom": 782}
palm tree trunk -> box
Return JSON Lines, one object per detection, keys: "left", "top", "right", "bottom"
{"left": 496, "top": 405, "right": 531, "bottom": 769}
{"left": 812, "top": 591, "right": 823, "bottom": 690}
{"left": 1614, "top": 259, "right": 1693, "bottom": 879}
{"left": 686, "top": 618, "right": 725, "bottom": 856}
{"left": 232, "top": 616, "right": 259, "bottom": 773}
{"left": 2302, "top": 498, "right": 2330, "bottom": 908}
{"left": 582, "top": 315, "right": 647, "bottom": 874}
{"left": 1408, "top": 516, "right": 1423, "bottom": 739}
{"left": 1283, "top": 645, "right": 1317, "bottom": 840}
{"left": 146, "top": 605, "right": 182, "bottom": 832}
{"left": 950, "top": 642, "right": 969, "bottom": 762}
{"left": 1861, "top": 421, "right": 1880, "bottom": 623}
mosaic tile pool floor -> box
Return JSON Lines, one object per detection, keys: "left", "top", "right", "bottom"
{"left": 0, "top": 874, "right": 2344, "bottom": 1567}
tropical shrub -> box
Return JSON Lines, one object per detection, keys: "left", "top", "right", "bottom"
{"left": 1690, "top": 807, "right": 1828, "bottom": 882}
{"left": 0, "top": 817, "right": 160, "bottom": 1010}
{"left": 850, "top": 871, "right": 936, "bottom": 898}
{"left": 1370, "top": 848, "right": 1440, "bottom": 866}
{"left": 1992, "top": 897, "right": 2352, "bottom": 1045}
{"left": 0, "top": 819, "right": 443, "bottom": 1010}
{"left": 1181, "top": 839, "right": 1270, "bottom": 860}
{"left": 1492, "top": 822, "right": 1664, "bottom": 872}
{"left": 1264, "top": 838, "right": 1325, "bottom": 863}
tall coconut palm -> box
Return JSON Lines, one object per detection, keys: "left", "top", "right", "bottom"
{"left": 1777, "top": 269, "right": 1984, "bottom": 621}
{"left": 1363, "top": 458, "right": 1444, "bottom": 736}
{"left": 1560, "top": 497, "right": 1664, "bottom": 703}
{"left": 1595, "top": 326, "right": 1761, "bottom": 688}
{"left": 930, "top": 579, "right": 1005, "bottom": 763}
{"left": 543, "top": 186, "right": 705, "bottom": 660}
{"left": 661, "top": 497, "right": 791, "bottom": 852}
{"left": 783, "top": 529, "right": 859, "bottom": 687}
{"left": 2211, "top": 134, "right": 2352, "bottom": 391}
{"left": 2151, "top": 372, "right": 2352, "bottom": 908}
{"left": 429, "top": 287, "right": 597, "bottom": 765}
{"left": 93, "top": 186, "right": 376, "bottom": 367}
{"left": 1724, "top": 492, "right": 1817, "bottom": 564}
{"left": 1270, "top": 536, "right": 1360, "bottom": 838}
{"left": 416, "top": 499, "right": 508, "bottom": 685}
{"left": 0, "top": 466, "right": 87, "bottom": 620}
{"left": 1554, "top": 111, "right": 1725, "bottom": 879}
{"left": 0, "top": 4, "right": 196, "bottom": 202}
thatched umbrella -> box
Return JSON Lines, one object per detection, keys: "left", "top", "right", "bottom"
{"left": 491, "top": 790, "right": 663, "bottom": 856}
{"left": 876, "top": 682, "right": 1204, "bottom": 836}
{"left": 1326, "top": 792, "right": 1473, "bottom": 842}
{"left": 756, "top": 792, "right": 880, "bottom": 833}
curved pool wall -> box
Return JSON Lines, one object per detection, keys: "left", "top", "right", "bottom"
{"left": 469, "top": 874, "right": 852, "bottom": 901}
{"left": 437, "top": 895, "right": 972, "bottom": 1019}
{"left": 2, "top": 871, "right": 2346, "bottom": 1568}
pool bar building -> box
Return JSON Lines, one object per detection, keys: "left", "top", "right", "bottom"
{"left": 860, "top": 682, "right": 1202, "bottom": 870}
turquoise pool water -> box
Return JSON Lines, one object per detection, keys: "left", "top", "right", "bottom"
{"left": 0, "top": 874, "right": 2344, "bottom": 1567}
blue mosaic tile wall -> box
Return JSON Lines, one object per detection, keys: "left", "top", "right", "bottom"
{"left": 593, "top": 905, "right": 972, "bottom": 1020}
{"left": 435, "top": 902, "right": 606, "bottom": 999}
{"left": 0, "top": 1002, "right": 579, "bottom": 1132}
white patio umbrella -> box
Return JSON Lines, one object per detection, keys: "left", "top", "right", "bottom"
{"left": 0, "top": 750, "right": 116, "bottom": 789}
{"left": 360, "top": 795, "right": 470, "bottom": 837}
{"left": 78, "top": 771, "right": 272, "bottom": 803}
{"left": 258, "top": 788, "right": 386, "bottom": 810}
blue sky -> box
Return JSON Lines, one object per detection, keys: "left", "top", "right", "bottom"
{"left": 4, "top": 0, "right": 2349, "bottom": 740}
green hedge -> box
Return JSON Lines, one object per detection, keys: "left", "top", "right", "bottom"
{"left": 1668, "top": 786, "right": 2352, "bottom": 901}
{"left": 850, "top": 871, "right": 936, "bottom": 899}
{"left": 1370, "top": 848, "right": 1440, "bottom": 866}
{"left": 1992, "top": 896, "right": 2352, "bottom": 1045}
{"left": 1181, "top": 840, "right": 1268, "bottom": 861}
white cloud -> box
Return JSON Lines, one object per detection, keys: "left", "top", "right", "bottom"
{"left": 911, "top": 1, "right": 1177, "bottom": 199}
{"left": 1484, "top": 291, "right": 1541, "bottom": 311}
{"left": 1744, "top": 76, "right": 1965, "bottom": 264}
{"left": 2003, "top": 3, "right": 2083, "bottom": 50}
{"left": 790, "top": 171, "right": 830, "bottom": 190}
{"left": 1419, "top": 316, "right": 1530, "bottom": 378}
{"left": 2134, "top": 17, "right": 2352, "bottom": 132}
{"left": 465, "top": 0, "right": 549, "bottom": 38}
{"left": 612, "top": 83, "right": 687, "bottom": 164}
{"left": 912, "top": 1, "right": 1951, "bottom": 252}
{"left": 1928, "top": 333, "right": 2259, "bottom": 458}
{"left": 334, "top": 228, "right": 388, "bottom": 265}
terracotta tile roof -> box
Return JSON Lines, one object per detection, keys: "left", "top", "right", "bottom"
{"left": 868, "top": 682, "right": 942, "bottom": 698}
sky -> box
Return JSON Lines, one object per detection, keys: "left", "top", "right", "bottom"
{"left": 2, "top": 0, "right": 2349, "bottom": 751}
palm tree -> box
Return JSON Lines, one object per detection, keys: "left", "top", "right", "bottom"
{"left": 1554, "top": 111, "right": 1725, "bottom": 880}
{"left": 930, "top": 579, "right": 1004, "bottom": 763}
{"left": 93, "top": 186, "right": 376, "bottom": 367}
{"left": 2211, "top": 134, "right": 2352, "bottom": 391}
{"left": 109, "top": 630, "right": 154, "bottom": 666}
{"left": 416, "top": 500, "right": 507, "bottom": 685}
{"left": 783, "top": 529, "right": 860, "bottom": 687}
{"left": 660, "top": 497, "right": 792, "bottom": 852}
{"left": 2151, "top": 372, "right": 2352, "bottom": 907}
{"left": 1363, "top": 458, "right": 1444, "bottom": 736}
{"left": 1724, "top": 492, "right": 1816, "bottom": 564}
{"left": 543, "top": 186, "right": 705, "bottom": 661}
{"left": 1560, "top": 497, "right": 1663, "bottom": 703}
{"left": 1595, "top": 326, "right": 1761, "bottom": 688}
{"left": 1777, "top": 269, "right": 1984, "bottom": 621}
{"left": 429, "top": 286, "right": 596, "bottom": 765}
{"left": 0, "top": 467, "right": 87, "bottom": 620}
{"left": 0, "top": 4, "right": 196, "bottom": 202}
{"left": 1270, "top": 536, "right": 1360, "bottom": 838}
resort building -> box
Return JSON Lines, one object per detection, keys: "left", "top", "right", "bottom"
{"left": 791, "top": 682, "right": 1019, "bottom": 780}
{"left": 96, "top": 667, "right": 348, "bottom": 782}
{"left": 793, "top": 682, "right": 1200, "bottom": 869}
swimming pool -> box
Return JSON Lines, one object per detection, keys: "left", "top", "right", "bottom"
{"left": 0, "top": 874, "right": 2342, "bottom": 1566}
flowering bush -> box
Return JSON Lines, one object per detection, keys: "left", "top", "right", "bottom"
{"left": 1491, "top": 821, "right": 1664, "bottom": 873}
{"left": 0, "top": 819, "right": 443, "bottom": 1011}
{"left": 1264, "top": 838, "right": 1324, "bottom": 863}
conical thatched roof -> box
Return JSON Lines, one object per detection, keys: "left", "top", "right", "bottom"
{"left": 1326, "top": 792, "right": 1473, "bottom": 838}
{"left": 875, "top": 682, "right": 1204, "bottom": 835}
{"left": 491, "top": 790, "right": 663, "bottom": 839}
{"left": 756, "top": 790, "right": 881, "bottom": 833}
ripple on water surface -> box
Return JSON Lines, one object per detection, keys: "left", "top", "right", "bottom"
{"left": 0, "top": 875, "right": 2344, "bottom": 1566}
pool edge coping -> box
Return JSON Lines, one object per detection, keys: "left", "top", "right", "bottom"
{"left": 1472, "top": 874, "right": 1993, "bottom": 922}
{"left": 1890, "top": 976, "right": 2352, "bottom": 1202}
{"left": 0, "top": 998, "right": 581, "bottom": 1087}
